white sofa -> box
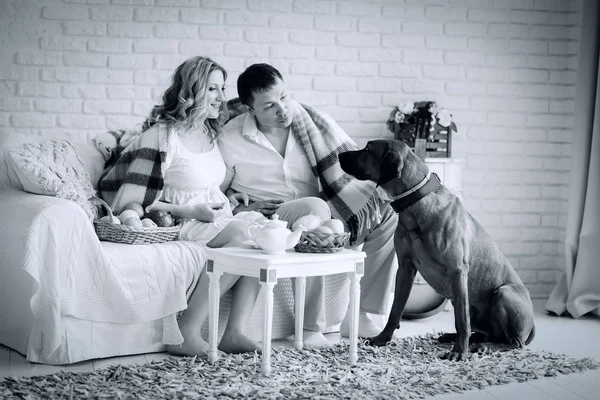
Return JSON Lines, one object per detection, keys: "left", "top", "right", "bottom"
{"left": 0, "top": 132, "right": 350, "bottom": 365}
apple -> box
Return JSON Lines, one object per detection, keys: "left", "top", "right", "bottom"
{"left": 143, "top": 210, "right": 175, "bottom": 227}
{"left": 141, "top": 218, "right": 158, "bottom": 228}
{"left": 292, "top": 214, "right": 322, "bottom": 231}
{"left": 321, "top": 219, "right": 345, "bottom": 234}
{"left": 118, "top": 209, "right": 140, "bottom": 223}
{"left": 99, "top": 215, "right": 121, "bottom": 225}
{"left": 123, "top": 217, "right": 143, "bottom": 228}
{"left": 311, "top": 226, "right": 334, "bottom": 235}
{"left": 123, "top": 202, "right": 145, "bottom": 218}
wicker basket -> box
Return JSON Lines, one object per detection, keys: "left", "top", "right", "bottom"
{"left": 294, "top": 231, "right": 350, "bottom": 253}
{"left": 91, "top": 197, "right": 181, "bottom": 245}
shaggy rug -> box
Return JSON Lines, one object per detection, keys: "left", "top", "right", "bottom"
{"left": 1, "top": 334, "right": 599, "bottom": 399}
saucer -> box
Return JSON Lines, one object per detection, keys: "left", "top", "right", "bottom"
{"left": 241, "top": 240, "right": 261, "bottom": 250}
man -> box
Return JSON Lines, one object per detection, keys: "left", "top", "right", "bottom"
{"left": 218, "top": 63, "right": 398, "bottom": 346}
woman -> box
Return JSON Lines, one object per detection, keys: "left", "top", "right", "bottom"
{"left": 99, "top": 56, "right": 264, "bottom": 356}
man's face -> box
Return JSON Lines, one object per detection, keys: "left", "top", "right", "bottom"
{"left": 246, "top": 79, "right": 294, "bottom": 130}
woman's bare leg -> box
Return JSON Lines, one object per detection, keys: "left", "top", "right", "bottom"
{"left": 206, "top": 220, "right": 251, "bottom": 248}
{"left": 173, "top": 219, "right": 258, "bottom": 355}
{"left": 218, "top": 277, "right": 262, "bottom": 354}
{"left": 167, "top": 270, "right": 240, "bottom": 357}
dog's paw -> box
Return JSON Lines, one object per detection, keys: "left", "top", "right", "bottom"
{"left": 364, "top": 334, "right": 391, "bottom": 347}
{"left": 441, "top": 349, "right": 469, "bottom": 361}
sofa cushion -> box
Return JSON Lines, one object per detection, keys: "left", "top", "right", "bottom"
{"left": 0, "top": 132, "right": 109, "bottom": 190}
{"left": 8, "top": 139, "right": 98, "bottom": 220}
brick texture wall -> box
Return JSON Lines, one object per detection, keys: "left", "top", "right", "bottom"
{"left": 0, "top": 0, "right": 582, "bottom": 299}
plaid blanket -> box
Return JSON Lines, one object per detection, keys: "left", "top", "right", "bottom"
{"left": 227, "top": 98, "right": 383, "bottom": 244}
{"left": 96, "top": 125, "right": 170, "bottom": 215}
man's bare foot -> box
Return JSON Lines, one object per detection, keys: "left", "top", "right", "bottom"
{"left": 167, "top": 329, "right": 209, "bottom": 357}
{"left": 340, "top": 311, "right": 381, "bottom": 338}
{"left": 287, "top": 330, "right": 332, "bottom": 348}
{"left": 218, "top": 331, "right": 261, "bottom": 354}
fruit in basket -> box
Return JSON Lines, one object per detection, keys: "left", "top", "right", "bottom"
{"left": 123, "top": 217, "right": 143, "bottom": 228}
{"left": 143, "top": 209, "right": 175, "bottom": 227}
{"left": 292, "top": 214, "right": 322, "bottom": 231}
{"left": 321, "top": 218, "right": 345, "bottom": 234}
{"left": 141, "top": 218, "right": 158, "bottom": 228}
{"left": 118, "top": 209, "right": 140, "bottom": 223}
{"left": 311, "top": 226, "right": 334, "bottom": 235}
{"left": 123, "top": 202, "right": 145, "bottom": 218}
{"left": 99, "top": 215, "right": 121, "bottom": 225}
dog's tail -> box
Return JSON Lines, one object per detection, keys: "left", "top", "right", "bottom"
{"left": 524, "top": 323, "right": 536, "bottom": 346}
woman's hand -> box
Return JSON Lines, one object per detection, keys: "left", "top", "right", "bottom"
{"left": 146, "top": 201, "right": 225, "bottom": 222}
{"left": 185, "top": 203, "right": 226, "bottom": 222}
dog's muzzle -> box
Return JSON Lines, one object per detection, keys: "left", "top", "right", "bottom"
{"left": 339, "top": 151, "right": 368, "bottom": 180}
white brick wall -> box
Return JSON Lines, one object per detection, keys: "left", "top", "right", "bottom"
{"left": 0, "top": 0, "right": 582, "bottom": 299}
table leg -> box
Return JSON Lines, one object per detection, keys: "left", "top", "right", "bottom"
{"left": 294, "top": 277, "right": 306, "bottom": 350}
{"left": 207, "top": 262, "right": 222, "bottom": 364}
{"left": 349, "top": 273, "right": 361, "bottom": 365}
{"left": 261, "top": 281, "right": 275, "bottom": 376}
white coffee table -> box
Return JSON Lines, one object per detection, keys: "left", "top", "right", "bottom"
{"left": 205, "top": 247, "right": 366, "bottom": 376}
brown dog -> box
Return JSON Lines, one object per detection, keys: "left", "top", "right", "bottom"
{"left": 339, "top": 140, "right": 535, "bottom": 360}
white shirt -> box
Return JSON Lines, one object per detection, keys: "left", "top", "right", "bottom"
{"left": 218, "top": 113, "right": 320, "bottom": 201}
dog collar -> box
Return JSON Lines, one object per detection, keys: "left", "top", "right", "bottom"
{"left": 390, "top": 172, "right": 441, "bottom": 213}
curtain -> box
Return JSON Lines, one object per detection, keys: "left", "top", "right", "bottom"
{"left": 545, "top": 0, "right": 600, "bottom": 318}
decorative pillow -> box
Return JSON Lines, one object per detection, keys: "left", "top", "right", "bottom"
{"left": 7, "top": 139, "right": 98, "bottom": 221}
{"left": 1, "top": 132, "right": 108, "bottom": 190}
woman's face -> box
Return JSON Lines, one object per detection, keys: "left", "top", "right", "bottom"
{"left": 205, "top": 69, "right": 226, "bottom": 119}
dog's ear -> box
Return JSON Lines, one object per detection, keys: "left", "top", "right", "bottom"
{"left": 378, "top": 142, "right": 403, "bottom": 186}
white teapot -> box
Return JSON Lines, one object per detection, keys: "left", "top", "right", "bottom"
{"left": 247, "top": 214, "right": 305, "bottom": 254}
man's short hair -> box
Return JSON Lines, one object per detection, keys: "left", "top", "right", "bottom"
{"left": 237, "top": 63, "right": 284, "bottom": 106}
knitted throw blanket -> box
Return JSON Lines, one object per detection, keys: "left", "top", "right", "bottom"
{"left": 96, "top": 126, "right": 170, "bottom": 215}
{"left": 227, "top": 98, "right": 383, "bottom": 244}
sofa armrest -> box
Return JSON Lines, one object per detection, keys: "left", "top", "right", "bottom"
{"left": 0, "top": 188, "right": 98, "bottom": 273}
{"left": 0, "top": 187, "right": 92, "bottom": 229}
{"left": 0, "top": 188, "right": 101, "bottom": 358}
{"left": 0, "top": 188, "right": 207, "bottom": 361}
{"left": 0, "top": 189, "right": 96, "bottom": 264}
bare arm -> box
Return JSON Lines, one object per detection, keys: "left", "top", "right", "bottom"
{"left": 148, "top": 201, "right": 225, "bottom": 222}
{"left": 218, "top": 138, "right": 235, "bottom": 193}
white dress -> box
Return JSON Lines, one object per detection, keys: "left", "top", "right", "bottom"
{"left": 161, "top": 132, "right": 261, "bottom": 245}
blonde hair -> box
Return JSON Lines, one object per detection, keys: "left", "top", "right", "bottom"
{"left": 142, "top": 56, "right": 228, "bottom": 141}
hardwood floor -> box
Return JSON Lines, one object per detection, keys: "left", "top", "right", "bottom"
{"left": 1, "top": 300, "right": 599, "bottom": 399}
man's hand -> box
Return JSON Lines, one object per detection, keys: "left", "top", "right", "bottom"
{"left": 234, "top": 199, "right": 285, "bottom": 217}
{"left": 227, "top": 192, "right": 249, "bottom": 208}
